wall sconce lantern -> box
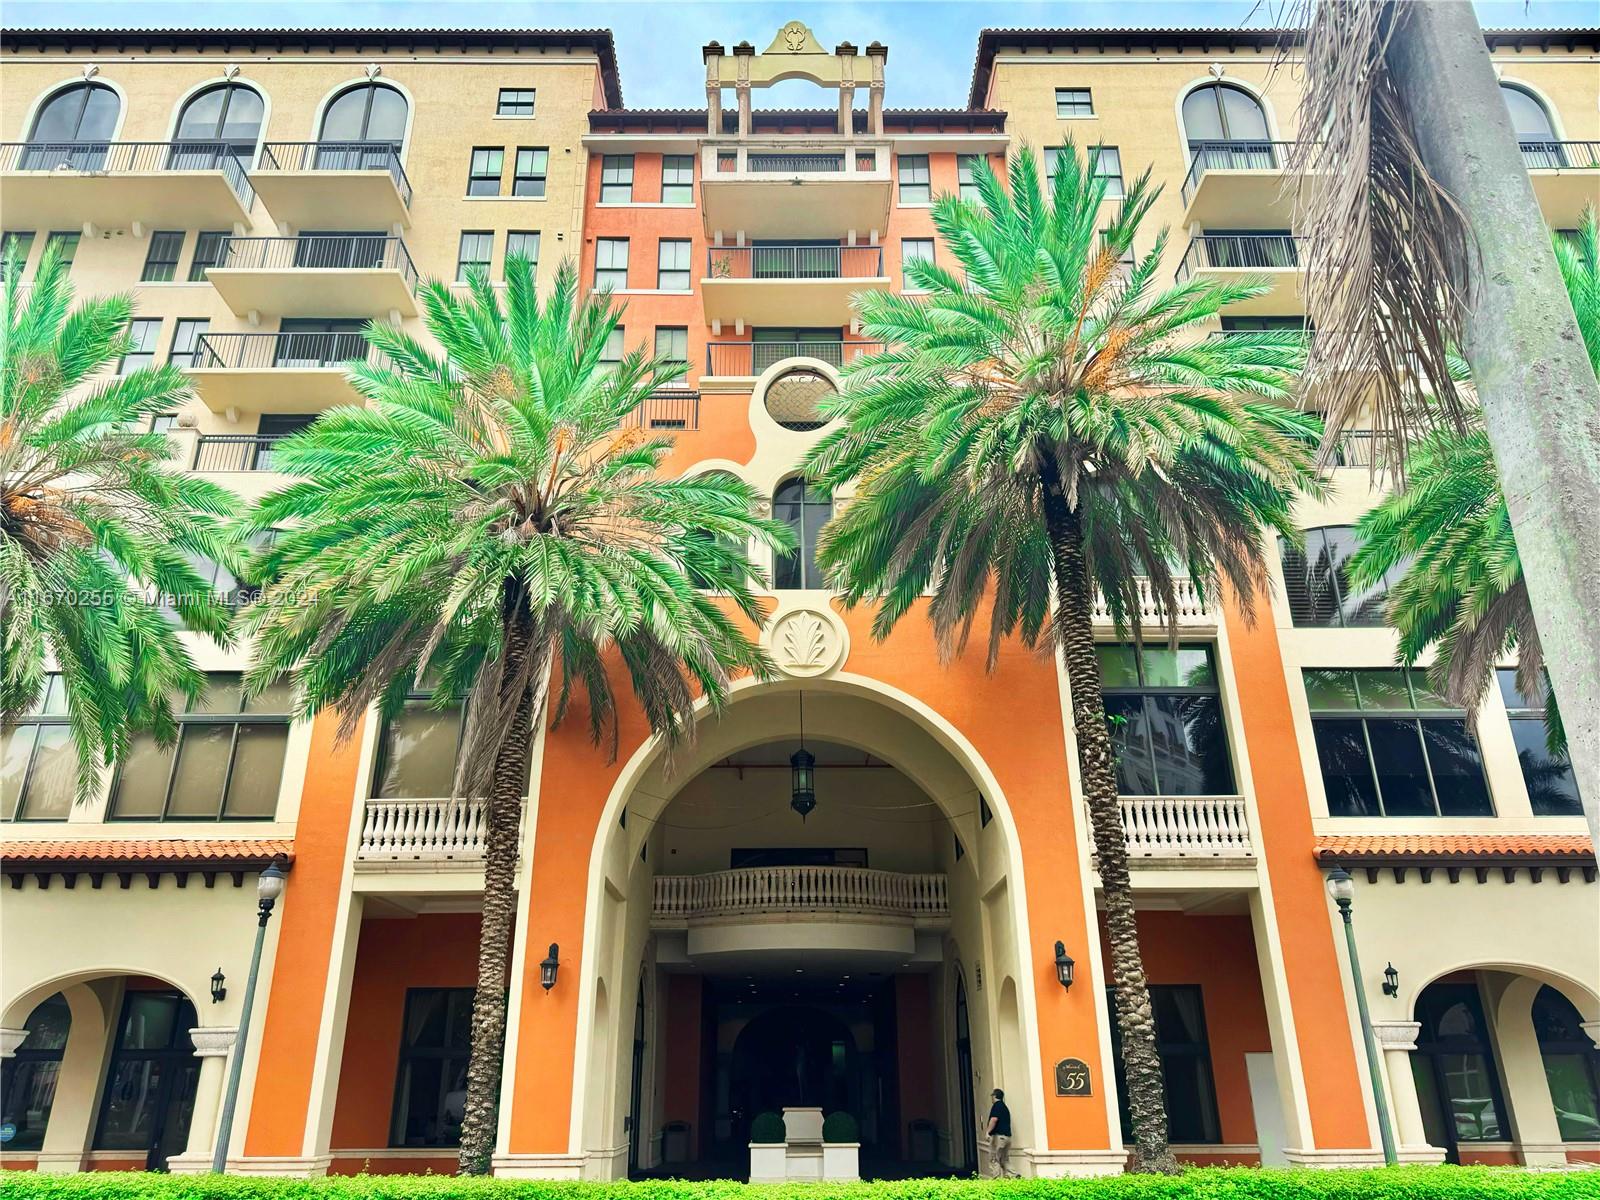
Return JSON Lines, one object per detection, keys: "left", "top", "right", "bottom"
{"left": 539, "top": 943, "right": 560, "bottom": 991}
{"left": 1382, "top": 962, "right": 1400, "bottom": 997}
{"left": 1054, "top": 941, "right": 1075, "bottom": 991}
{"left": 210, "top": 968, "right": 227, "bottom": 1004}
{"left": 789, "top": 691, "right": 817, "bottom": 821}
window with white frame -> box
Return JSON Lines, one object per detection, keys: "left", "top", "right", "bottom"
{"left": 601, "top": 155, "right": 634, "bottom": 202}
{"left": 595, "top": 238, "right": 630, "bottom": 290}
{"left": 1089, "top": 146, "right": 1125, "bottom": 199}
{"left": 506, "top": 231, "right": 540, "bottom": 274}
{"left": 496, "top": 88, "right": 536, "bottom": 117}
{"left": 657, "top": 239, "right": 692, "bottom": 290}
{"left": 662, "top": 154, "right": 694, "bottom": 204}
{"left": 897, "top": 154, "right": 931, "bottom": 203}
{"left": 456, "top": 231, "right": 493, "bottom": 282}
{"left": 121, "top": 319, "right": 161, "bottom": 373}
{"left": 467, "top": 147, "right": 504, "bottom": 196}
{"left": 901, "top": 238, "right": 934, "bottom": 289}
{"left": 1056, "top": 88, "right": 1094, "bottom": 118}
{"left": 513, "top": 147, "right": 548, "bottom": 198}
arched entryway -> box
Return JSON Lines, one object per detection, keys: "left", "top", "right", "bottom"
{"left": 729, "top": 1006, "right": 859, "bottom": 1142}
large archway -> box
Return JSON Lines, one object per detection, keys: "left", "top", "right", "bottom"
{"left": 569, "top": 676, "right": 1043, "bottom": 1179}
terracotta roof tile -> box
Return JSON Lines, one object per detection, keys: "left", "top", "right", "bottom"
{"left": 1314, "top": 834, "right": 1594, "bottom": 862}
{"left": 2, "top": 838, "right": 293, "bottom": 869}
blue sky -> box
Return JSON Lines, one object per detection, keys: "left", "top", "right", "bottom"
{"left": 6, "top": 1, "right": 1594, "bottom": 110}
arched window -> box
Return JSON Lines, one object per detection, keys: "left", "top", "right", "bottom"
{"left": 1501, "top": 84, "right": 1564, "bottom": 168}
{"left": 0, "top": 993, "right": 71, "bottom": 1151}
{"left": 1182, "top": 82, "right": 1270, "bottom": 145}
{"left": 173, "top": 82, "right": 264, "bottom": 164}
{"left": 685, "top": 471, "right": 747, "bottom": 591}
{"left": 23, "top": 82, "right": 120, "bottom": 169}
{"left": 1413, "top": 981, "right": 1509, "bottom": 1158}
{"left": 316, "top": 82, "right": 408, "bottom": 170}
{"left": 1531, "top": 986, "right": 1600, "bottom": 1141}
{"left": 773, "top": 477, "right": 831, "bottom": 590}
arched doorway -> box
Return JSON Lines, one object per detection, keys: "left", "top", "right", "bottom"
{"left": 1413, "top": 979, "right": 1509, "bottom": 1161}
{"left": 0, "top": 993, "right": 70, "bottom": 1151}
{"left": 94, "top": 988, "right": 201, "bottom": 1171}
{"left": 1531, "top": 986, "right": 1600, "bottom": 1142}
{"left": 729, "top": 1006, "right": 858, "bottom": 1142}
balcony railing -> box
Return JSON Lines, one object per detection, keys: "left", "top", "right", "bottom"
{"left": 746, "top": 152, "right": 846, "bottom": 173}
{"left": 706, "top": 340, "right": 885, "bottom": 376}
{"left": 1091, "top": 577, "right": 1211, "bottom": 624}
{"left": 652, "top": 866, "right": 949, "bottom": 922}
{"left": 357, "top": 797, "right": 491, "bottom": 861}
{"left": 1180, "top": 140, "right": 1294, "bottom": 205}
{"left": 1519, "top": 140, "right": 1600, "bottom": 170}
{"left": 193, "top": 331, "right": 375, "bottom": 371}
{"left": 0, "top": 139, "right": 255, "bottom": 207}
{"left": 1119, "top": 796, "right": 1253, "bottom": 859}
{"left": 191, "top": 433, "right": 291, "bottom": 472}
{"left": 257, "top": 140, "right": 413, "bottom": 206}
{"left": 623, "top": 389, "right": 700, "bottom": 430}
{"left": 705, "top": 244, "right": 884, "bottom": 281}
{"left": 1176, "top": 234, "right": 1303, "bottom": 282}
{"left": 214, "top": 234, "right": 418, "bottom": 291}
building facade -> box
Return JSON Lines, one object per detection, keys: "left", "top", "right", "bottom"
{"left": 2, "top": 20, "right": 1598, "bottom": 1180}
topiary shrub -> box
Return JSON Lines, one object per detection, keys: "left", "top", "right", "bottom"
{"left": 749, "top": 1111, "right": 786, "bottom": 1143}
{"left": 822, "top": 1111, "right": 858, "bottom": 1143}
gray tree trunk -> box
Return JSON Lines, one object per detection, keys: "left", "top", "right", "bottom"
{"left": 1387, "top": 1, "right": 1600, "bottom": 850}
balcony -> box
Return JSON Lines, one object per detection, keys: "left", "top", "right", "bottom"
{"left": 0, "top": 140, "right": 254, "bottom": 230}
{"left": 186, "top": 332, "right": 374, "bottom": 414}
{"left": 705, "top": 339, "right": 884, "bottom": 380}
{"left": 357, "top": 798, "right": 490, "bottom": 863}
{"left": 1180, "top": 141, "right": 1298, "bottom": 226}
{"left": 1520, "top": 140, "right": 1600, "bottom": 228}
{"left": 1119, "top": 797, "right": 1253, "bottom": 861}
{"left": 205, "top": 235, "right": 419, "bottom": 320}
{"left": 1091, "top": 577, "right": 1213, "bottom": 627}
{"left": 191, "top": 433, "right": 291, "bottom": 472}
{"left": 1176, "top": 233, "right": 1304, "bottom": 314}
{"left": 251, "top": 141, "right": 412, "bottom": 230}
{"left": 701, "top": 244, "right": 890, "bottom": 326}
{"left": 699, "top": 140, "right": 893, "bottom": 239}
{"left": 623, "top": 389, "right": 700, "bottom": 431}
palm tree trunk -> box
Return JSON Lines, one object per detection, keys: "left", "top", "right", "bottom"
{"left": 1385, "top": 1, "right": 1600, "bottom": 851}
{"left": 1041, "top": 459, "right": 1178, "bottom": 1176}
{"left": 457, "top": 612, "right": 542, "bottom": 1174}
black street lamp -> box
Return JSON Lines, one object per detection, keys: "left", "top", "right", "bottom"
{"left": 212, "top": 861, "right": 286, "bottom": 1173}
{"left": 1326, "top": 866, "right": 1397, "bottom": 1166}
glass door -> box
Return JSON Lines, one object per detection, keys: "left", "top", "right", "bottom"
{"left": 94, "top": 991, "right": 200, "bottom": 1171}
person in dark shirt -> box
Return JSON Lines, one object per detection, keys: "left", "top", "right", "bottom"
{"left": 986, "top": 1088, "right": 1015, "bottom": 1176}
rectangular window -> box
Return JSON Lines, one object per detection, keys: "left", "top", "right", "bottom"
{"left": 662, "top": 154, "right": 695, "bottom": 204}
{"left": 897, "top": 154, "right": 931, "bottom": 204}
{"left": 1056, "top": 88, "right": 1095, "bottom": 117}
{"left": 595, "top": 238, "right": 630, "bottom": 290}
{"left": 373, "top": 686, "right": 465, "bottom": 799}
{"left": 1304, "top": 668, "right": 1494, "bottom": 818}
{"left": 601, "top": 154, "right": 634, "bottom": 203}
{"left": 505, "top": 231, "right": 540, "bottom": 274}
{"left": 1089, "top": 146, "right": 1125, "bottom": 199}
{"left": 956, "top": 154, "right": 983, "bottom": 202}
{"left": 2, "top": 231, "right": 36, "bottom": 280}
{"left": 168, "top": 319, "right": 210, "bottom": 369}
{"left": 2, "top": 675, "right": 73, "bottom": 821}
{"left": 513, "top": 147, "right": 548, "bottom": 198}
{"left": 654, "top": 326, "right": 689, "bottom": 382}
{"left": 121, "top": 319, "right": 161, "bottom": 374}
{"left": 189, "top": 231, "right": 229, "bottom": 281}
{"left": 901, "top": 238, "right": 934, "bottom": 289}
{"left": 456, "top": 231, "right": 493, "bottom": 282}
{"left": 657, "top": 239, "right": 691, "bottom": 291}
{"left": 1498, "top": 669, "right": 1582, "bottom": 817}
{"left": 149, "top": 413, "right": 178, "bottom": 433}
{"left": 390, "top": 988, "right": 474, "bottom": 1147}
{"left": 1279, "top": 525, "right": 1404, "bottom": 627}
{"left": 109, "top": 673, "right": 290, "bottom": 820}
{"left": 467, "top": 147, "right": 504, "bottom": 196}
{"left": 1045, "top": 147, "right": 1063, "bottom": 186}
{"left": 1107, "top": 985, "right": 1221, "bottom": 1145}
{"left": 1220, "top": 316, "right": 1309, "bottom": 333}
{"left": 598, "top": 327, "right": 625, "bottom": 374}
{"left": 1098, "top": 644, "right": 1235, "bottom": 796}
{"left": 45, "top": 231, "right": 80, "bottom": 271}
{"left": 140, "top": 231, "right": 184, "bottom": 283}
{"left": 496, "top": 88, "right": 536, "bottom": 117}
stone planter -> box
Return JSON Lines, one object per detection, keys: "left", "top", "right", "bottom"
{"left": 748, "top": 1142, "right": 788, "bottom": 1184}
{"left": 822, "top": 1141, "right": 860, "bottom": 1181}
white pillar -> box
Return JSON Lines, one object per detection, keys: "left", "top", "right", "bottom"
{"left": 1370, "top": 1021, "right": 1443, "bottom": 1162}
{"left": 168, "top": 1027, "right": 239, "bottom": 1174}
{"left": 1489, "top": 997, "right": 1568, "bottom": 1166}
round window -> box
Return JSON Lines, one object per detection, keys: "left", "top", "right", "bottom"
{"left": 763, "top": 368, "right": 837, "bottom": 432}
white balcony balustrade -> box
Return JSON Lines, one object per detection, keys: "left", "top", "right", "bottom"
{"left": 652, "top": 866, "right": 949, "bottom": 924}
{"left": 357, "top": 798, "right": 491, "bottom": 862}
{"left": 1117, "top": 796, "right": 1253, "bottom": 860}
{"left": 1091, "top": 577, "right": 1212, "bottom": 625}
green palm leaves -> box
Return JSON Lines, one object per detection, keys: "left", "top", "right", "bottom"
{"left": 2, "top": 244, "right": 240, "bottom": 797}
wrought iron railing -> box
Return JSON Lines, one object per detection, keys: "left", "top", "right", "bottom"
{"left": 1180, "top": 140, "right": 1294, "bottom": 205}
{"left": 1519, "top": 140, "right": 1600, "bottom": 170}
{"left": 191, "top": 434, "right": 291, "bottom": 473}
{"left": 1176, "top": 233, "right": 1303, "bottom": 282}
{"left": 705, "top": 244, "right": 884, "bottom": 281}
{"left": 256, "top": 140, "right": 413, "bottom": 206}
{"left": 622, "top": 390, "right": 700, "bottom": 431}
{"left": 705, "top": 340, "right": 885, "bottom": 376}
{"left": 192, "top": 331, "right": 375, "bottom": 371}
{"left": 213, "top": 234, "right": 418, "bottom": 292}
{"left": 0, "top": 139, "right": 255, "bottom": 208}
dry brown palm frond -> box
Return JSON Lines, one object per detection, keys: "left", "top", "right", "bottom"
{"left": 1281, "top": 0, "right": 1475, "bottom": 474}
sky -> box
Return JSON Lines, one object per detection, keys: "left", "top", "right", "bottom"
{"left": 4, "top": 0, "right": 1594, "bottom": 110}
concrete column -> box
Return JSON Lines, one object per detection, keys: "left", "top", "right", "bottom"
{"left": 168, "top": 1026, "right": 238, "bottom": 1174}
{"left": 1488, "top": 987, "right": 1567, "bottom": 1166}
{"left": 736, "top": 84, "right": 751, "bottom": 138}
{"left": 1370, "top": 1021, "right": 1443, "bottom": 1161}
{"left": 36, "top": 981, "right": 120, "bottom": 1174}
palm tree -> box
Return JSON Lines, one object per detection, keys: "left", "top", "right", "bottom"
{"left": 241, "top": 255, "right": 792, "bottom": 1173}
{"left": 1, "top": 243, "right": 239, "bottom": 800}
{"left": 1288, "top": 0, "right": 1600, "bottom": 847}
{"left": 804, "top": 147, "right": 1319, "bottom": 1173}
{"left": 1346, "top": 212, "right": 1599, "bottom": 755}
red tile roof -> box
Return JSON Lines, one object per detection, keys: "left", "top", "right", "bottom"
{"left": 2, "top": 838, "right": 292, "bottom": 870}
{"left": 1314, "top": 834, "right": 1594, "bottom": 862}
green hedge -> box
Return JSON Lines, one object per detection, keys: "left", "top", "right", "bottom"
{"left": 2, "top": 1168, "right": 1597, "bottom": 1200}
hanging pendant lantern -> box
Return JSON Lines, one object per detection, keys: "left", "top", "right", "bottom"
{"left": 790, "top": 691, "right": 817, "bottom": 820}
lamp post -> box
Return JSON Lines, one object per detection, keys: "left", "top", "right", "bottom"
{"left": 211, "top": 861, "right": 286, "bottom": 1173}
{"left": 1325, "top": 866, "right": 1397, "bottom": 1166}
